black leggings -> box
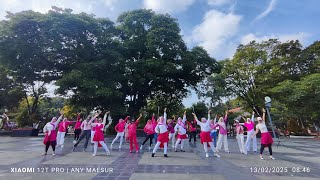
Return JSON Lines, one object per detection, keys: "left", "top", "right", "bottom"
{"left": 45, "top": 141, "right": 56, "bottom": 153}
{"left": 189, "top": 131, "right": 197, "bottom": 142}
{"left": 142, "top": 134, "right": 154, "bottom": 146}
{"left": 260, "top": 144, "right": 272, "bottom": 155}
{"left": 74, "top": 130, "right": 91, "bottom": 149}
{"left": 74, "top": 129, "right": 81, "bottom": 140}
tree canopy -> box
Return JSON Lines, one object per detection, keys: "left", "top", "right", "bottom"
{"left": 201, "top": 40, "right": 320, "bottom": 129}
{"left": 0, "top": 7, "right": 218, "bottom": 126}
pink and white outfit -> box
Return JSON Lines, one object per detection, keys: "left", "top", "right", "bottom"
{"left": 195, "top": 114, "right": 220, "bottom": 158}
{"left": 152, "top": 112, "right": 169, "bottom": 157}
{"left": 236, "top": 122, "right": 247, "bottom": 155}
{"left": 43, "top": 115, "right": 63, "bottom": 155}
{"left": 174, "top": 114, "right": 187, "bottom": 151}
{"left": 89, "top": 114, "right": 110, "bottom": 156}
{"left": 57, "top": 119, "right": 74, "bottom": 147}
{"left": 111, "top": 116, "right": 129, "bottom": 149}
{"left": 241, "top": 115, "right": 257, "bottom": 152}
{"left": 212, "top": 115, "right": 230, "bottom": 152}
{"left": 257, "top": 122, "right": 273, "bottom": 145}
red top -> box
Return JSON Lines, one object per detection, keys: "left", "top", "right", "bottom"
{"left": 115, "top": 116, "right": 129, "bottom": 133}
{"left": 74, "top": 114, "right": 82, "bottom": 129}
{"left": 144, "top": 121, "right": 155, "bottom": 135}
{"left": 187, "top": 120, "right": 197, "bottom": 132}
{"left": 58, "top": 121, "right": 74, "bottom": 132}
{"left": 128, "top": 119, "right": 139, "bottom": 136}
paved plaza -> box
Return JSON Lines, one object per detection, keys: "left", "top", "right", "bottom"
{"left": 0, "top": 135, "right": 319, "bottom": 180}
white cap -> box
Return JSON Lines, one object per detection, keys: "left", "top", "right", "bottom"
{"left": 257, "top": 117, "right": 262, "bottom": 121}
{"left": 235, "top": 120, "right": 239, "bottom": 123}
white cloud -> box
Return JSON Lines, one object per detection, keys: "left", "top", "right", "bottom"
{"left": 207, "top": 0, "right": 232, "bottom": 6}
{"left": 102, "top": 0, "right": 117, "bottom": 11}
{"left": 253, "top": 0, "right": 277, "bottom": 22}
{"left": 241, "top": 32, "right": 311, "bottom": 45}
{"left": 143, "top": 0, "right": 195, "bottom": 14}
{"left": 191, "top": 10, "right": 242, "bottom": 59}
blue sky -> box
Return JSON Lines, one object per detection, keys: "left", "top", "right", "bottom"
{"left": 1, "top": 0, "right": 319, "bottom": 107}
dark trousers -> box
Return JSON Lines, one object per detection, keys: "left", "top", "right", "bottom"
{"left": 74, "top": 129, "right": 81, "bottom": 140}
{"left": 45, "top": 141, "right": 56, "bottom": 153}
{"left": 260, "top": 144, "right": 272, "bottom": 155}
{"left": 189, "top": 131, "right": 197, "bottom": 142}
{"left": 142, "top": 134, "right": 154, "bottom": 146}
{"left": 74, "top": 130, "right": 91, "bottom": 149}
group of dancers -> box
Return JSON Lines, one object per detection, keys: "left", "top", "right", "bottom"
{"left": 42, "top": 107, "right": 275, "bottom": 160}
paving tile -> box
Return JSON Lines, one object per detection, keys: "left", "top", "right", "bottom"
{"left": 0, "top": 136, "right": 319, "bottom": 180}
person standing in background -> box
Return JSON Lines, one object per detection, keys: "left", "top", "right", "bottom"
{"left": 187, "top": 119, "right": 197, "bottom": 143}
{"left": 73, "top": 113, "right": 82, "bottom": 143}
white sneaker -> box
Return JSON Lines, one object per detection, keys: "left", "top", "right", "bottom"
{"left": 215, "top": 148, "right": 219, "bottom": 152}
{"left": 270, "top": 156, "right": 275, "bottom": 160}
{"left": 106, "top": 151, "right": 110, "bottom": 156}
{"left": 52, "top": 153, "right": 56, "bottom": 156}
{"left": 119, "top": 146, "right": 121, "bottom": 149}
{"left": 205, "top": 153, "right": 209, "bottom": 158}
{"left": 140, "top": 145, "right": 143, "bottom": 150}
{"left": 214, "top": 153, "right": 221, "bottom": 158}
{"left": 61, "top": 145, "right": 64, "bottom": 148}
{"left": 73, "top": 140, "right": 76, "bottom": 144}
{"left": 92, "top": 154, "right": 96, "bottom": 157}
{"left": 260, "top": 155, "right": 264, "bottom": 160}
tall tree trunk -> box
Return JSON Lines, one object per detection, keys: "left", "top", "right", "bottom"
{"left": 24, "top": 92, "right": 31, "bottom": 115}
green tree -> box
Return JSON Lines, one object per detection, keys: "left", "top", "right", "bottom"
{"left": 0, "top": 65, "right": 24, "bottom": 110}
{"left": 0, "top": 9, "right": 64, "bottom": 123}
{"left": 117, "top": 9, "right": 218, "bottom": 114}
{"left": 271, "top": 73, "right": 320, "bottom": 126}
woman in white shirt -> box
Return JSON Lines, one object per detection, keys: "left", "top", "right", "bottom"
{"left": 252, "top": 108, "right": 275, "bottom": 160}
{"left": 192, "top": 110, "right": 220, "bottom": 158}
{"left": 174, "top": 111, "right": 187, "bottom": 152}
{"left": 152, "top": 108, "right": 169, "bottom": 157}
{"left": 42, "top": 112, "right": 64, "bottom": 156}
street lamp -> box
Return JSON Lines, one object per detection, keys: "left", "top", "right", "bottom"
{"left": 265, "top": 96, "right": 280, "bottom": 146}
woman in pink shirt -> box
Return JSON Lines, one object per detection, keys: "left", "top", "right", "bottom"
{"left": 57, "top": 117, "right": 75, "bottom": 148}
{"left": 235, "top": 119, "right": 247, "bottom": 155}
{"left": 128, "top": 114, "right": 143, "bottom": 153}
{"left": 110, "top": 115, "right": 130, "bottom": 149}
{"left": 73, "top": 113, "right": 82, "bottom": 143}
{"left": 212, "top": 110, "right": 230, "bottom": 153}
{"left": 140, "top": 114, "right": 156, "bottom": 150}
{"left": 241, "top": 111, "right": 257, "bottom": 152}
{"left": 187, "top": 119, "right": 197, "bottom": 143}
{"left": 167, "top": 116, "right": 176, "bottom": 148}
